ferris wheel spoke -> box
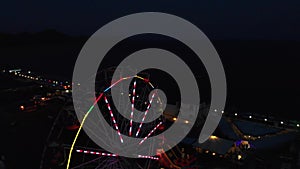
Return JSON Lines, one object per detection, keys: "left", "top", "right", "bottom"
{"left": 129, "top": 80, "right": 137, "bottom": 136}
{"left": 104, "top": 96, "right": 124, "bottom": 143}
{"left": 136, "top": 91, "right": 157, "bottom": 137}
{"left": 139, "top": 121, "right": 163, "bottom": 145}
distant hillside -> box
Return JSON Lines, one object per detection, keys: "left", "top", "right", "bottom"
{"left": 0, "top": 30, "right": 86, "bottom": 46}
{"left": 0, "top": 31, "right": 300, "bottom": 119}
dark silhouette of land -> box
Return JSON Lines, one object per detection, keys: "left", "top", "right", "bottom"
{"left": 1, "top": 30, "right": 299, "bottom": 120}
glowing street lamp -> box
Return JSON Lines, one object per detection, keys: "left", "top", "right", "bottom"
{"left": 20, "top": 105, "right": 25, "bottom": 111}
{"left": 210, "top": 135, "right": 218, "bottom": 140}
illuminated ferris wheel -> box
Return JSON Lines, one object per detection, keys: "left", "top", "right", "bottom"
{"left": 40, "top": 67, "right": 168, "bottom": 169}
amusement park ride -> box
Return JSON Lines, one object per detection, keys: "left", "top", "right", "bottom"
{"left": 40, "top": 67, "right": 198, "bottom": 169}
{"left": 39, "top": 67, "right": 300, "bottom": 169}
{"left": 3, "top": 68, "right": 299, "bottom": 169}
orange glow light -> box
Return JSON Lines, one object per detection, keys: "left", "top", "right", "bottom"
{"left": 20, "top": 105, "right": 25, "bottom": 110}
{"left": 210, "top": 135, "right": 218, "bottom": 140}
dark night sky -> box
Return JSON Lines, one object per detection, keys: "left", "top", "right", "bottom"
{"left": 0, "top": 0, "right": 300, "bottom": 40}
{"left": 0, "top": 1, "right": 300, "bottom": 119}
{"left": 1, "top": 3, "right": 300, "bottom": 169}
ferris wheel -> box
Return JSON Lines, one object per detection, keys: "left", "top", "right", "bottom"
{"left": 40, "top": 67, "right": 169, "bottom": 169}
